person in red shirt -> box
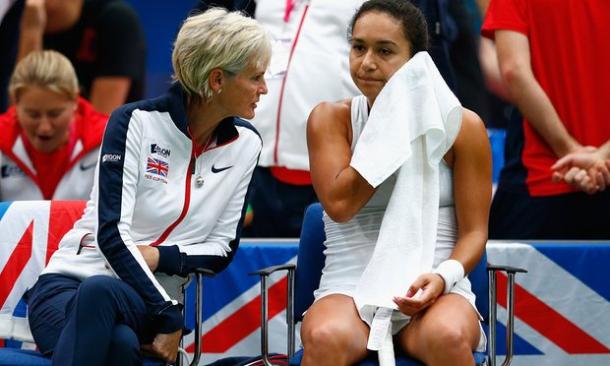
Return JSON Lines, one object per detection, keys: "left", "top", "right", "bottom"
{"left": 482, "top": 0, "right": 610, "bottom": 239}
{"left": 0, "top": 50, "right": 107, "bottom": 201}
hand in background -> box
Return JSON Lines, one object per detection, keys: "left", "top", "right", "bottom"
{"left": 552, "top": 147, "right": 610, "bottom": 194}
{"left": 141, "top": 329, "right": 182, "bottom": 363}
{"left": 21, "top": 0, "right": 46, "bottom": 32}
{"left": 393, "top": 273, "right": 444, "bottom": 316}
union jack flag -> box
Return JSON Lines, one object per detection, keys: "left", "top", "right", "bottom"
{"left": 487, "top": 242, "right": 610, "bottom": 366}
{"left": 182, "top": 244, "right": 296, "bottom": 362}
{"left": 0, "top": 201, "right": 86, "bottom": 347}
{"left": 2, "top": 202, "right": 610, "bottom": 366}
{"left": 0, "top": 200, "right": 296, "bottom": 361}
{"left": 146, "top": 157, "right": 169, "bottom": 177}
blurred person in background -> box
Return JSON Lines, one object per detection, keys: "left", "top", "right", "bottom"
{"left": 0, "top": 50, "right": 107, "bottom": 201}
{"left": 246, "top": 0, "right": 364, "bottom": 237}
{"left": 17, "top": 0, "right": 146, "bottom": 115}
{"left": 0, "top": 0, "right": 24, "bottom": 112}
{"left": 483, "top": 0, "right": 610, "bottom": 239}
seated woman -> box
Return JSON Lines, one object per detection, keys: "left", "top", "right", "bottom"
{"left": 24, "top": 8, "right": 270, "bottom": 366}
{"left": 302, "top": 1, "right": 492, "bottom": 365}
{"left": 0, "top": 50, "right": 107, "bottom": 201}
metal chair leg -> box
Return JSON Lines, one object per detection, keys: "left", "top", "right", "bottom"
{"left": 184, "top": 268, "right": 215, "bottom": 366}
{"left": 260, "top": 276, "right": 272, "bottom": 366}
{"left": 286, "top": 269, "right": 295, "bottom": 358}
{"left": 189, "top": 272, "right": 203, "bottom": 366}
{"left": 488, "top": 268, "right": 497, "bottom": 366}
{"left": 501, "top": 273, "right": 516, "bottom": 366}
{"left": 487, "top": 264, "right": 526, "bottom": 366}
{"left": 251, "top": 264, "right": 296, "bottom": 366}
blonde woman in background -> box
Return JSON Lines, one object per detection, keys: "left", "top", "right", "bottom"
{"left": 0, "top": 50, "right": 107, "bottom": 201}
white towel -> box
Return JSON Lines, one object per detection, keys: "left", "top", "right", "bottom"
{"left": 350, "top": 52, "right": 462, "bottom": 366}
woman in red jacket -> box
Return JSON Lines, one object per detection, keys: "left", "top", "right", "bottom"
{"left": 0, "top": 50, "right": 107, "bottom": 200}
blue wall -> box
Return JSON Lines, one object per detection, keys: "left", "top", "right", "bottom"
{"left": 125, "top": 1, "right": 197, "bottom": 98}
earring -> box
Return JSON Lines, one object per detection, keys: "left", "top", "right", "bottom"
{"left": 218, "top": 88, "right": 223, "bottom": 94}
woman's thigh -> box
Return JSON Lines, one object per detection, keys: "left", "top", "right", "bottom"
{"left": 398, "top": 294, "right": 481, "bottom": 358}
{"left": 73, "top": 275, "right": 154, "bottom": 342}
{"left": 301, "top": 294, "right": 370, "bottom": 362}
{"left": 26, "top": 274, "right": 81, "bottom": 355}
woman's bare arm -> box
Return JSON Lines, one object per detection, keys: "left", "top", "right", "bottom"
{"left": 307, "top": 101, "right": 375, "bottom": 223}
{"left": 450, "top": 109, "right": 493, "bottom": 273}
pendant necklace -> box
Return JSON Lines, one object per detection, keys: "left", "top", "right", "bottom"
{"left": 195, "top": 173, "right": 204, "bottom": 187}
{"left": 192, "top": 132, "right": 213, "bottom": 188}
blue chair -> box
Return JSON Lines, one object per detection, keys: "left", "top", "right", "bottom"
{"left": 252, "top": 203, "right": 526, "bottom": 366}
{"left": 0, "top": 268, "right": 215, "bottom": 366}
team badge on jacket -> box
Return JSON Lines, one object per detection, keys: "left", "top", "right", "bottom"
{"left": 145, "top": 156, "right": 169, "bottom": 183}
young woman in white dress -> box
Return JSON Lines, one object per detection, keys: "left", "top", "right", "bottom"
{"left": 302, "top": 1, "right": 493, "bottom": 365}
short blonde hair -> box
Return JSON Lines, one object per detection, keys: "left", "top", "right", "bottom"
{"left": 9, "top": 50, "right": 79, "bottom": 102}
{"left": 172, "top": 8, "right": 271, "bottom": 100}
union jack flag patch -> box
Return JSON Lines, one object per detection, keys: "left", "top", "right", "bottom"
{"left": 146, "top": 157, "right": 169, "bottom": 178}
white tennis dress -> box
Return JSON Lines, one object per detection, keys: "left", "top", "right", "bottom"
{"left": 313, "top": 96, "right": 486, "bottom": 351}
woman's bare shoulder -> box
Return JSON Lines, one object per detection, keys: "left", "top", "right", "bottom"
{"left": 453, "top": 108, "right": 490, "bottom": 157}
{"left": 456, "top": 108, "right": 487, "bottom": 145}
{"left": 461, "top": 108, "right": 485, "bottom": 131}
{"left": 309, "top": 99, "right": 351, "bottom": 121}
{"left": 308, "top": 99, "right": 352, "bottom": 135}
{"left": 446, "top": 108, "right": 488, "bottom": 166}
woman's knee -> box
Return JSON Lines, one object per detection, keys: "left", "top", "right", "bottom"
{"left": 420, "top": 320, "right": 472, "bottom": 355}
{"left": 301, "top": 321, "right": 368, "bottom": 366}
{"left": 302, "top": 321, "right": 356, "bottom": 352}
{"left": 78, "top": 275, "right": 119, "bottom": 298}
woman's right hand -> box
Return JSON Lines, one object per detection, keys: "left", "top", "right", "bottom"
{"left": 141, "top": 329, "right": 182, "bottom": 363}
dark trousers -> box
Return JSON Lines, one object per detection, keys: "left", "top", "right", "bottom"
{"left": 244, "top": 167, "right": 318, "bottom": 238}
{"left": 490, "top": 187, "right": 610, "bottom": 240}
{"left": 26, "top": 274, "right": 163, "bottom": 366}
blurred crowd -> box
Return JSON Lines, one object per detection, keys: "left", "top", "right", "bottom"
{"left": 1, "top": 0, "right": 609, "bottom": 240}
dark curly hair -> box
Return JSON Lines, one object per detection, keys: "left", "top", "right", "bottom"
{"left": 348, "top": 0, "right": 429, "bottom": 56}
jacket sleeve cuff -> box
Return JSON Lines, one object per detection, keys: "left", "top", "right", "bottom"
{"left": 156, "top": 245, "right": 183, "bottom": 276}
{"left": 155, "top": 303, "right": 183, "bottom": 333}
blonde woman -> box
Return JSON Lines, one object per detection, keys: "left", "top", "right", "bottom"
{"left": 25, "top": 9, "right": 270, "bottom": 366}
{"left": 0, "top": 50, "right": 107, "bottom": 200}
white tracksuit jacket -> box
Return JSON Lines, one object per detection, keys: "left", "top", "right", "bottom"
{"left": 251, "top": 0, "right": 362, "bottom": 170}
{"left": 42, "top": 84, "right": 262, "bottom": 333}
{"left": 0, "top": 148, "right": 99, "bottom": 200}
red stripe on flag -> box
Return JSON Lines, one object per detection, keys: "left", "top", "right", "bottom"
{"left": 187, "top": 276, "right": 288, "bottom": 353}
{"left": 496, "top": 272, "right": 610, "bottom": 354}
{"left": 46, "top": 201, "right": 86, "bottom": 264}
{"left": 0, "top": 222, "right": 33, "bottom": 306}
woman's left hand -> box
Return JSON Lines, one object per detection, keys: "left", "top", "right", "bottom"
{"left": 392, "top": 273, "right": 445, "bottom": 316}
{"left": 141, "top": 329, "right": 182, "bottom": 363}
